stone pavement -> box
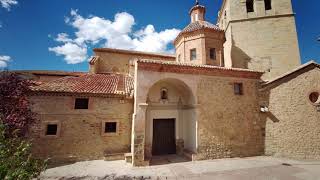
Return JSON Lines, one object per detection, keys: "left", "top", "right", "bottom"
{"left": 40, "top": 156, "right": 320, "bottom": 180}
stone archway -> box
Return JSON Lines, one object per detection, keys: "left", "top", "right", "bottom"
{"left": 144, "top": 78, "right": 197, "bottom": 159}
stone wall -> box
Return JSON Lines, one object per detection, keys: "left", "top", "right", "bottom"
{"left": 262, "top": 67, "right": 320, "bottom": 160}
{"left": 195, "top": 76, "right": 264, "bottom": 160}
{"left": 29, "top": 95, "right": 133, "bottom": 163}
{"left": 133, "top": 65, "right": 264, "bottom": 165}
{"left": 229, "top": 16, "right": 301, "bottom": 80}
{"left": 92, "top": 49, "right": 175, "bottom": 74}
{"left": 218, "top": 0, "right": 301, "bottom": 80}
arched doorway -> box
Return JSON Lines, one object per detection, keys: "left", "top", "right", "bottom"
{"left": 144, "top": 78, "right": 197, "bottom": 159}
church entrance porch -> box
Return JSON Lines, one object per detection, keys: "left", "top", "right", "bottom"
{"left": 152, "top": 119, "right": 176, "bottom": 156}
{"left": 132, "top": 74, "right": 198, "bottom": 166}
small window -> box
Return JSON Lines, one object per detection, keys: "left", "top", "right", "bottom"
{"left": 195, "top": 13, "right": 199, "bottom": 21}
{"left": 161, "top": 88, "right": 168, "bottom": 100}
{"left": 234, "top": 83, "right": 244, "bottom": 95}
{"left": 46, "top": 124, "right": 58, "bottom": 136}
{"left": 178, "top": 54, "right": 181, "bottom": 62}
{"left": 309, "top": 92, "right": 319, "bottom": 104}
{"left": 190, "top": 49, "right": 197, "bottom": 61}
{"left": 264, "top": 0, "right": 272, "bottom": 10}
{"left": 105, "top": 122, "right": 117, "bottom": 133}
{"left": 74, "top": 98, "right": 89, "bottom": 109}
{"left": 246, "top": 0, "right": 254, "bottom": 12}
{"left": 210, "top": 48, "right": 216, "bottom": 60}
{"left": 224, "top": 11, "right": 227, "bottom": 19}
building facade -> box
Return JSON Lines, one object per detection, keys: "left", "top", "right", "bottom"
{"left": 27, "top": 0, "right": 320, "bottom": 166}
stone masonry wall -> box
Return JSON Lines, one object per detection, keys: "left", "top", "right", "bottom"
{"left": 29, "top": 95, "right": 133, "bottom": 163}
{"left": 262, "top": 68, "right": 320, "bottom": 160}
{"left": 218, "top": 0, "right": 301, "bottom": 80}
{"left": 229, "top": 16, "right": 301, "bottom": 80}
{"left": 195, "top": 76, "right": 264, "bottom": 160}
{"left": 93, "top": 51, "right": 174, "bottom": 74}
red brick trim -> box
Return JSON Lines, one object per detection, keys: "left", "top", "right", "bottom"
{"left": 137, "top": 61, "right": 262, "bottom": 79}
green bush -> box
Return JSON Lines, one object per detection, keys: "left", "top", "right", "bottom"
{"left": 0, "top": 123, "right": 47, "bottom": 180}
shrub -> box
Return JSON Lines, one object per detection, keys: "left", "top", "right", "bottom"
{"left": 0, "top": 122, "right": 47, "bottom": 180}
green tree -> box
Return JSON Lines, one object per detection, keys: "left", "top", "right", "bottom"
{"left": 0, "top": 72, "right": 46, "bottom": 179}
{"left": 0, "top": 122, "right": 47, "bottom": 180}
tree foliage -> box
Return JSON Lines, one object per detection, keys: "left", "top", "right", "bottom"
{"left": 0, "top": 72, "right": 46, "bottom": 179}
{"left": 0, "top": 123, "right": 47, "bottom": 180}
{"left": 0, "top": 72, "right": 36, "bottom": 136}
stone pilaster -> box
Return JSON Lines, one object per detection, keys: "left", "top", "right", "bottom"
{"left": 132, "top": 132, "right": 146, "bottom": 166}
{"left": 131, "top": 103, "right": 148, "bottom": 166}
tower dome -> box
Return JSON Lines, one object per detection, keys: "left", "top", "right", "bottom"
{"left": 174, "top": 0, "right": 225, "bottom": 66}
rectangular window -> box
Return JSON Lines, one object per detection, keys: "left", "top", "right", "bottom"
{"left": 246, "top": 0, "right": 254, "bottom": 12}
{"left": 264, "top": 0, "right": 272, "bottom": 10}
{"left": 234, "top": 83, "right": 244, "bottom": 95}
{"left": 178, "top": 54, "right": 181, "bottom": 62}
{"left": 74, "top": 98, "right": 89, "bottom": 109}
{"left": 46, "top": 124, "right": 58, "bottom": 136}
{"left": 210, "top": 48, "right": 216, "bottom": 60}
{"left": 190, "top": 49, "right": 197, "bottom": 61}
{"left": 105, "top": 122, "right": 117, "bottom": 133}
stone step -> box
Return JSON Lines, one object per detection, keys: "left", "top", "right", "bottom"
{"left": 183, "top": 149, "right": 196, "bottom": 161}
{"left": 125, "top": 153, "right": 132, "bottom": 163}
{"left": 104, "top": 153, "right": 126, "bottom": 161}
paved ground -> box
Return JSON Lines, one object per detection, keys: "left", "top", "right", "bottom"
{"left": 40, "top": 156, "right": 320, "bottom": 180}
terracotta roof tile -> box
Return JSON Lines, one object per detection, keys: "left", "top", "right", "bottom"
{"left": 31, "top": 73, "right": 134, "bottom": 97}
{"left": 137, "top": 59, "right": 263, "bottom": 73}
{"left": 181, "top": 21, "right": 223, "bottom": 34}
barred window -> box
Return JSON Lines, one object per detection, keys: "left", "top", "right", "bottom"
{"left": 190, "top": 49, "right": 197, "bottom": 60}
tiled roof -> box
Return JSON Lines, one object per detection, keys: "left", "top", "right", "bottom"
{"left": 31, "top": 73, "right": 134, "bottom": 98}
{"left": 262, "top": 61, "right": 320, "bottom": 87}
{"left": 94, "top": 48, "right": 175, "bottom": 59}
{"left": 137, "top": 59, "right": 263, "bottom": 73}
{"left": 137, "top": 59, "right": 263, "bottom": 79}
{"left": 13, "top": 70, "right": 86, "bottom": 77}
{"left": 181, "top": 21, "right": 223, "bottom": 34}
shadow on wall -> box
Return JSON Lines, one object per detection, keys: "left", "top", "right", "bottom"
{"left": 231, "top": 37, "right": 251, "bottom": 69}
{"left": 259, "top": 88, "right": 281, "bottom": 156}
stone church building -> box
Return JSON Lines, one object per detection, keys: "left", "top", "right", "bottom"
{"left": 25, "top": 0, "right": 320, "bottom": 166}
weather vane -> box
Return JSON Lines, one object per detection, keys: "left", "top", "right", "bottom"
{"left": 196, "top": 0, "right": 199, "bottom": 5}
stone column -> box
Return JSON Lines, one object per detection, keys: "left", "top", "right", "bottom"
{"left": 132, "top": 103, "right": 148, "bottom": 166}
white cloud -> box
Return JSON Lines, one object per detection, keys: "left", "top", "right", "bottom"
{"left": 0, "top": 55, "right": 11, "bottom": 68}
{"left": 0, "top": 0, "right": 18, "bottom": 11}
{"left": 49, "top": 42, "right": 87, "bottom": 64}
{"left": 49, "top": 9, "right": 180, "bottom": 64}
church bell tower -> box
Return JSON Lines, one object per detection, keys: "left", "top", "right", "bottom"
{"left": 217, "top": 0, "right": 301, "bottom": 80}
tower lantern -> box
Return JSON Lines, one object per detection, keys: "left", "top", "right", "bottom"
{"left": 189, "top": 0, "right": 206, "bottom": 23}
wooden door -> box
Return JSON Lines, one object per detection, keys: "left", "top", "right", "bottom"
{"left": 152, "top": 119, "right": 176, "bottom": 155}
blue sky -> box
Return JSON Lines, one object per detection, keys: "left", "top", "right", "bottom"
{"left": 0, "top": 0, "right": 319, "bottom": 72}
